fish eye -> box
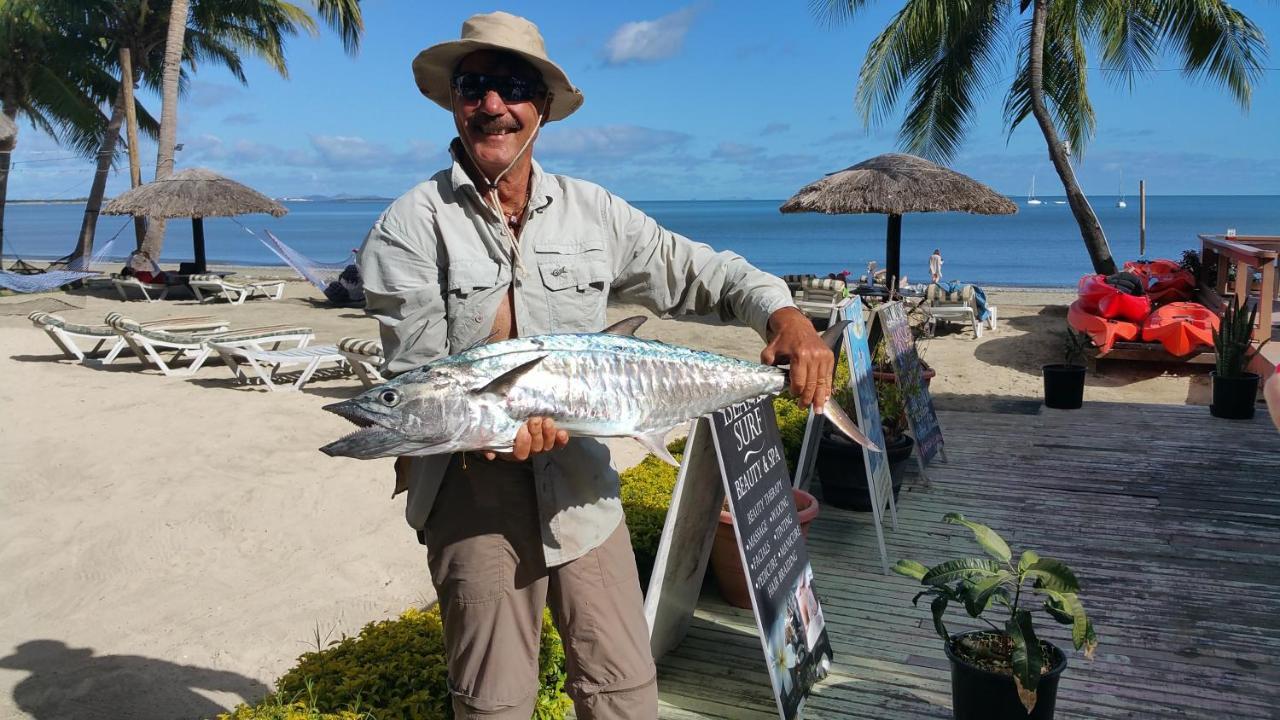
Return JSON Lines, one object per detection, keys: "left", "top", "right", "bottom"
{"left": 379, "top": 389, "right": 400, "bottom": 406}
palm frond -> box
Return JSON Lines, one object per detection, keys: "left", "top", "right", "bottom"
{"left": 1003, "top": 6, "right": 1097, "bottom": 158}
{"left": 311, "top": 0, "right": 363, "bottom": 55}
{"left": 1154, "top": 0, "right": 1267, "bottom": 110}
{"left": 855, "top": 0, "right": 948, "bottom": 130}
{"left": 1089, "top": 0, "right": 1161, "bottom": 91}
{"left": 810, "top": 0, "right": 878, "bottom": 28}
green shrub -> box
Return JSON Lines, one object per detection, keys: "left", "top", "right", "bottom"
{"left": 224, "top": 606, "right": 571, "bottom": 720}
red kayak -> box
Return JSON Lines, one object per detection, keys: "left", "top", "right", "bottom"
{"left": 1124, "top": 260, "right": 1195, "bottom": 305}
{"left": 1069, "top": 300, "right": 1139, "bottom": 354}
{"left": 1078, "top": 274, "right": 1152, "bottom": 322}
{"left": 1141, "top": 302, "right": 1219, "bottom": 356}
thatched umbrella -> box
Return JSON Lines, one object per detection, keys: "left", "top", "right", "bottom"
{"left": 103, "top": 167, "right": 286, "bottom": 273}
{"left": 780, "top": 153, "right": 1017, "bottom": 292}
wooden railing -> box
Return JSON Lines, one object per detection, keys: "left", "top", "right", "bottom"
{"left": 1198, "top": 234, "right": 1278, "bottom": 343}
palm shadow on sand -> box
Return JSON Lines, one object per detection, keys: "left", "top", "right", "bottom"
{"left": 0, "top": 640, "right": 270, "bottom": 720}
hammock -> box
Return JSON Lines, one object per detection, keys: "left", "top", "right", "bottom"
{"left": 258, "top": 230, "right": 354, "bottom": 292}
{"left": 0, "top": 237, "right": 122, "bottom": 294}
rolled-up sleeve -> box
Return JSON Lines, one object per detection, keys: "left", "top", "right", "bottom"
{"left": 357, "top": 217, "right": 447, "bottom": 376}
{"left": 604, "top": 193, "right": 795, "bottom": 338}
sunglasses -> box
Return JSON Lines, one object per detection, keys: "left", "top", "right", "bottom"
{"left": 451, "top": 73, "right": 546, "bottom": 103}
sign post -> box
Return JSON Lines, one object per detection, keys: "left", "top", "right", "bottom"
{"left": 875, "top": 301, "right": 946, "bottom": 477}
{"left": 837, "top": 298, "right": 898, "bottom": 573}
{"left": 644, "top": 398, "right": 833, "bottom": 719}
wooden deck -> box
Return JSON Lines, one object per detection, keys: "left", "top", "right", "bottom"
{"left": 656, "top": 402, "right": 1280, "bottom": 719}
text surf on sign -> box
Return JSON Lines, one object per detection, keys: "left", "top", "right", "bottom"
{"left": 876, "top": 301, "right": 944, "bottom": 463}
{"left": 711, "top": 397, "right": 833, "bottom": 720}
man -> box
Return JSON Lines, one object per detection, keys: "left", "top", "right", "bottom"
{"left": 929, "top": 248, "right": 943, "bottom": 284}
{"left": 358, "top": 12, "right": 834, "bottom": 719}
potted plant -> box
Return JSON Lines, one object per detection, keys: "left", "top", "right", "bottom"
{"left": 895, "top": 514, "right": 1098, "bottom": 720}
{"left": 815, "top": 359, "right": 913, "bottom": 510}
{"left": 1210, "top": 296, "right": 1269, "bottom": 419}
{"left": 1042, "top": 329, "right": 1087, "bottom": 409}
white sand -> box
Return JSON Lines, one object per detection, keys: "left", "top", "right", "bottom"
{"left": 0, "top": 279, "right": 1208, "bottom": 719}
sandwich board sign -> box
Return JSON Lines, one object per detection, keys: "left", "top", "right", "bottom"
{"left": 837, "top": 298, "right": 898, "bottom": 574}
{"left": 644, "top": 397, "right": 832, "bottom": 720}
{"left": 875, "top": 301, "right": 946, "bottom": 470}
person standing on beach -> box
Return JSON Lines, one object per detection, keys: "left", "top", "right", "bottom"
{"left": 929, "top": 248, "right": 943, "bottom": 284}
{"left": 357, "top": 13, "right": 833, "bottom": 719}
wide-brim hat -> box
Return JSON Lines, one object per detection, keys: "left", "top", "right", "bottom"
{"left": 411, "top": 12, "right": 583, "bottom": 122}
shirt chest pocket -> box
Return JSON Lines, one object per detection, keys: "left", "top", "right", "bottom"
{"left": 536, "top": 250, "right": 611, "bottom": 332}
{"left": 445, "top": 259, "right": 506, "bottom": 335}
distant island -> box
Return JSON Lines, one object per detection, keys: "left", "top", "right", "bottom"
{"left": 277, "top": 194, "right": 394, "bottom": 203}
{"left": 10, "top": 198, "right": 90, "bottom": 204}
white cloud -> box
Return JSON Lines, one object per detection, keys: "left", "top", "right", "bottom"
{"left": 604, "top": 7, "right": 699, "bottom": 65}
{"left": 537, "top": 125, "right": 692, "bottom": 160}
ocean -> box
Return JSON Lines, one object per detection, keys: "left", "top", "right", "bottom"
{"left": 4, "top": 195, "right": 1277, "bottom": 287}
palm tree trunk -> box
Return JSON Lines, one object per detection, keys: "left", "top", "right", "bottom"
{"left": 1027, "top": 0, "right": 1116, "bottom": 276}
{"left": 140, "top": 0, "right": 190, "bottom": 261}
{"left": 72, "top": 88, "right": 128, "bottom": 263}
{"left": 0, "top": 104, "right": 16, "bottom": 265}
{"left": 120, "top": 46, "right": 147, "bottom": 251}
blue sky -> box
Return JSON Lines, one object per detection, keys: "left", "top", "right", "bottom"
{"left": 9, "top": 0, "right": 1280, "bottom": 200}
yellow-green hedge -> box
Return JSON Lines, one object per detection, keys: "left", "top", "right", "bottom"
{"left": 219, "top": 606, "right": 571, "bottom": 720}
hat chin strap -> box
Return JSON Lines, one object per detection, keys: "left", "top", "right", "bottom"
{"left": 452, "top": 93, "right": 551, "bottom": 277}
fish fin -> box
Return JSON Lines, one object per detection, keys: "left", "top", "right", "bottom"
{"left": 820, "top": 320, "right": 850, "bottom": 353}
{"left": 472, "top": 355, "right": 547, "bottom": 396}
{"left": 822, "top": 397, "right": 880, "bottom": 453}
{"left": 634, "top": 429, "right": 680, "bottom": 466}
{"left": 603, "top": 316, "right": 647, "bottom": 336}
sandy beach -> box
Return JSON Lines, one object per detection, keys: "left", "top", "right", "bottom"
{"left": 0, "top": 276, "right": 1210, "bottom": 719}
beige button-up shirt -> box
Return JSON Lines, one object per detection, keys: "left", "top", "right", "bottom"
{"left": 358, "top": 144, "right": 795, "bottom": 566}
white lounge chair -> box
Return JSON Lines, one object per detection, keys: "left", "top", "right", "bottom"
{"left": 790, "top": 277, "right": 851, "bottom": 327}
{"left": 188, "top": 274, "right": 286, "bottom": 304}
{"left": 29, "top": 312, "right": 228, "bottom": 363}
{"left": 107, "top": 314, "right": 313, "bottom": 376}
{"left": 922, "top": 284, "right": 997, "bottom": 338}
{"left": 210, "top": 343, "right": 350, "bottom": 392}
{"left": 337, "top": 337, "right": 386, "bottom": 388}
{"left": 112, "top": 275, "right": 171, "bottom": 302}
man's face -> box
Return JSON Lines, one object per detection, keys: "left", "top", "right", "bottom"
{"left": 452, "top": 51, "right": 546, "bottom": 180}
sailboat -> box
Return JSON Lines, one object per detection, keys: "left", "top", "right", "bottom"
{"left": 1027, "top": 174, "right": 1043, "bottom": 206}
{"left": 1116, "top": 172, "right": 1127, "bottom": 208}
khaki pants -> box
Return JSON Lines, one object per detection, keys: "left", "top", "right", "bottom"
{"left": 425, "top": 455, "right": 657, "bottom": 719}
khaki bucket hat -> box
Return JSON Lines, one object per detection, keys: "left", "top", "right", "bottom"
{"left": 411, "top": 12, "right": 583, "bottom": 122}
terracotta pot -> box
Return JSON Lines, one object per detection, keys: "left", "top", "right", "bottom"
{"left": 710, "top": 488, "right": 819, "bottom": 609}
{"left": 873, "top": 367, "right": 936, "bottom": 387}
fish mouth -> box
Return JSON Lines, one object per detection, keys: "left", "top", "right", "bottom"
{"left": 320, "top": 400, "right": 405, "bottom": 459}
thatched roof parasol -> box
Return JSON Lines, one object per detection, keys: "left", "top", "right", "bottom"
{"left": 781, "top": 153, "right": 1016, "bottom": 291}
{"left": 0, "top": 114, "right": 16, "bottom": 145}
{"left": 104, "top": 167, "right": 286, "bottom": 273}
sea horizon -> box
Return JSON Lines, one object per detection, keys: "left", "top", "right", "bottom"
{"left": 6, "top": 194, "right": 1277, "bottom": 288}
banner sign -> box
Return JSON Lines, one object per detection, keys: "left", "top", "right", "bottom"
{"left": 875, "top": 301, "right": 944, "bottom": 464}
{"left": 709, "top": 397, "right": 832, "bottom": 720}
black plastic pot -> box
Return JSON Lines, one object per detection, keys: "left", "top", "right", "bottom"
{"left": 1210, "top": 371, "right": 1260, "bottom": 419}
{"left": 815, "top": 432, "right": 912, "bottom": 511}
{"left": 1042, "top": 364, "right": 1086, "bottom": 409}
{"left": 946, "top": 631, "right": 1067, "bottom": 720}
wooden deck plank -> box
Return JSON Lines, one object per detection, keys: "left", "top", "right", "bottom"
{"left": 656, "top": 401, "right": 1280, "bottom": 719}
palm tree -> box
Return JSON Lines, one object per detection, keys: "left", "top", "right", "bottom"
{"left": 815, "top": 0, "right": 1267, "bottom": 275}
{"left": 0, "top": 0, "right": 113, "bottom": 264}
{"left": 142, "top": 0, "right": 364, "bottom": 261}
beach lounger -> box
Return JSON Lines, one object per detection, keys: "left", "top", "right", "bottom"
{"left": 107, "top": 314, "right": 313, "bottom": 376}
{"left": 923, "top": 283, "right": 997, "bottom": 338}
{"left": 188, "top": 274, "right": 286, "bottom": 304}
{"left": 28, "top": 312, "right": 228, "bottom": 363}
{"left": 792, "top": 277, "right": 850, "bottom": 326}
{"left": 210, "top": 343, "right": 350, "bottom": 392}
{"left": 112, "top": 275, "right": 171, "bottom": 302}
{"left": 337, "top": 337, "right": 386, "bottom": 388}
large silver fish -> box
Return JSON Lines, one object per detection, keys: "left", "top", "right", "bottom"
{"left": 321, "top": 317, "right": 878, "bottom": 463}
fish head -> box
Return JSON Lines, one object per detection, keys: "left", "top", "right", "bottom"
{"left": 320, "top": 369, "right": 476, "bottom": 459}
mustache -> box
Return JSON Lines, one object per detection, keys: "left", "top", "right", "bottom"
{"left": 471, "top": 117, "right": 522, "bottom": 133}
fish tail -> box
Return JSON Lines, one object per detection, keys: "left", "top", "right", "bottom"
{"left": 822, "top": 396, "right": 880, "bottom": 453}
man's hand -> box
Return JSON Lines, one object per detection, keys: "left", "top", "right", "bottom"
{"left": 484, "top": 416, "right": 570, "bottom": 461}
{"left": 761, "top": 306, "right": 835, "bottom": 412}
